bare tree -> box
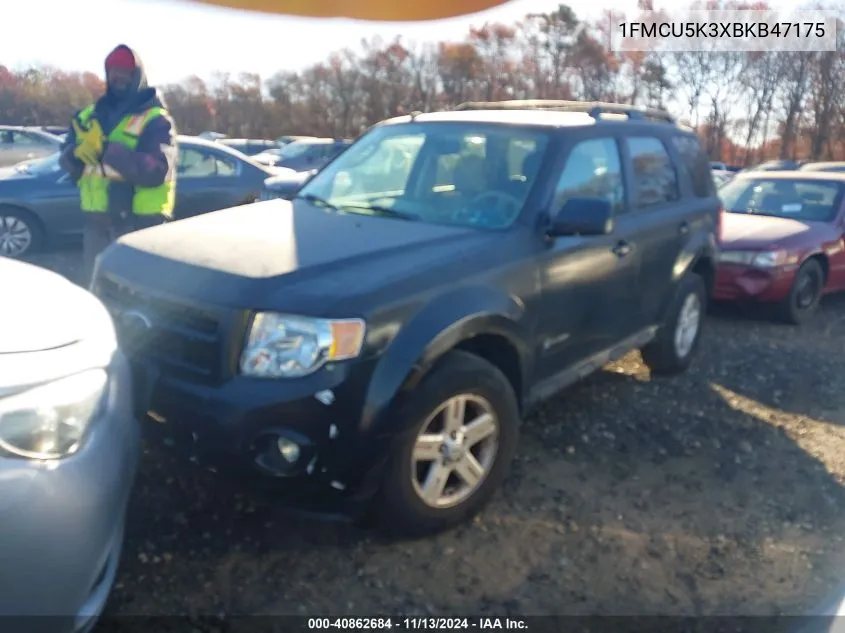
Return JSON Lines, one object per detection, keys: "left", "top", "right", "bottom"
{"left": 4, "top": 1, "right": 845, "bottom": 165}
{"left": 778, "top": 53, "right": 814, "bottom": 159}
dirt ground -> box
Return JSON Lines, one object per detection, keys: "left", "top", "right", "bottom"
{"left": 27, "top": 248, "right": 845, "bottom": 618}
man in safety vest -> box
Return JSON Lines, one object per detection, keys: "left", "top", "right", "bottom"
{"left": 59, "top": 44, "right": 177, "bottom": 284}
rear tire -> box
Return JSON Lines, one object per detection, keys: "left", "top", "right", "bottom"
{"left": 641, "top": 273, "right": 706, "bottom": 376}
{"left": 777, "top": 259, "right": 824, "bottom": 325}
{"left": 376, "top": 350, "right": 520, "bottom": 538}
{"left": 0, "top": 206, "right": 43, "bottom": 258}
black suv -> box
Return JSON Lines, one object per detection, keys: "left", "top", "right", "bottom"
{"left": 92, "top": 100, "right": 719, "bottom": 536}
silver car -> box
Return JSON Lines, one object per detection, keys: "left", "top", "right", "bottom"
{"left": 0, "top": 257, "right": 140, "bottom": 633}
{"left": 0, "top": 126, "right": 62, "bottom": 168}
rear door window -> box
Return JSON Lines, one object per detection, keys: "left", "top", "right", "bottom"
{"left": 178, "top": 148, "right": 237, "bottom": 177}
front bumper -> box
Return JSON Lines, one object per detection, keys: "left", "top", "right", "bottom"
{"left": 134, "top": 356, "right": 388, "bottom": 519}
{"left": 713, "top": 263, "right": 796, "bottom": 302}
{"left": 0, "top": 351, "right": 140, "bottom": 633}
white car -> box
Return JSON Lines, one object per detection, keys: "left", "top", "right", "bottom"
{"left": 0, "top": 257, "right": 140, "bottom": 633}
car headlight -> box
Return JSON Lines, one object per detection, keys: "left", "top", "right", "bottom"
{"left": 718, "top": 250, "right": 785, "bottom": 267}
{"left": 239, "top": 313, "right": 366, "bottom": 378}
{"left": 0, "top": 369, "right": 108, "bottom": 460}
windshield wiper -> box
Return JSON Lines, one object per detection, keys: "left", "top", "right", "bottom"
{"left": 294, "top": 193, "right": 338, "bottom": 211}
{"left": 336, "top": 203, "right": 419, "bottom": 221}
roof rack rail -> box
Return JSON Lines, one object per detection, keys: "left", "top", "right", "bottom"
{"left": 452, "top": 99, "right": 676, "bottom": 124}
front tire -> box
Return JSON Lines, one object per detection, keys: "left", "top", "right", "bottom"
{"left": 377, "top": 350, "right": 520, "bottom": 538}
{"left": 641, "top": 273, "right": 706, "bottom": 376}
{"left": 777, "top": 259, "right": 824, "bottom": 325}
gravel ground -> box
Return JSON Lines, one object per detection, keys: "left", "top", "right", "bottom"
{"left": 26, "top": 248, "right": 845, "bottom": 619}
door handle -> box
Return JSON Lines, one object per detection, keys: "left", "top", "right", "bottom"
{"left": 612, "top": 240, "right": 631, "bottom": 258}
{"left": 679, "top": 221, "right": 690, "bottom": 235}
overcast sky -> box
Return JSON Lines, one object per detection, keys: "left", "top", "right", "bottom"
{"left": 3, "top": 0, "right": 804, "bottom": 86}
{"left": 4, "top": 0, "right": 655, "bottom": 83}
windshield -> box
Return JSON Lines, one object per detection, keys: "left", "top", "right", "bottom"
{"left": 16, "top": 152, "right": 62, "bottom": 176}
{"left": 297, "top": 122, "right": 550, "bottom": 230}
{"left": 720, "top": 177, "right": 843, "bottom": 222}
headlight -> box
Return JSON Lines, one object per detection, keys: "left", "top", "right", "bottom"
{"left": 239, "top": 313, "right": 366, "bottom": 378}
{"left": 718, "top": 250, "right": 785, "bottom": 267}
{"left": 0, "top": 369, "right": 108, "bottom": 460}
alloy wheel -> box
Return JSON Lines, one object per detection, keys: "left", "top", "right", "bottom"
{"left": 410, "top": 394, "right": 499, "bottom": 509}
{"left": 674, "top": 293, "right": 701, "bottom": 359}
{"left": 0, "top": 215, "right": 33, "bottom": 257}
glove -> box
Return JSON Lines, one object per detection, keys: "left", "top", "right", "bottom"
{"left": 73, "top": 143, "right": 100, "bottom": 166}
{"left": 71, "top": 118, "right": 105, "bottom": 166}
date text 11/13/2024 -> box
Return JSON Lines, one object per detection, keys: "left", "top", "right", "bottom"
{"left": 307, "top": 618, "right": 528, "bottom": 630}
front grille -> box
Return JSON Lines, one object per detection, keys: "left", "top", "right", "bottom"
{"left": 97, "top": 276, "right": 223, "bottom": 384}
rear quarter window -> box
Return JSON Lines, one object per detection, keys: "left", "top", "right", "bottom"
{"left": 672, "top": 134, "right": 715, "bottom": 198}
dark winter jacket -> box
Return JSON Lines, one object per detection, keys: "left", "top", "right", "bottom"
{"left": 59, "top": 45, "right": 178, "bottom": 215}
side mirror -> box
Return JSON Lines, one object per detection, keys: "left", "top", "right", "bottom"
{"left": 548, "top": 197, "right": 614, "bottom": 237}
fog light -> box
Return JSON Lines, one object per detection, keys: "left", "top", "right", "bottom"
{"left": 277, "top": 437, "right": 300, "bottom": 463}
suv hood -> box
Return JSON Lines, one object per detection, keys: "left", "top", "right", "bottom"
{"left": 99, "top": 199, "right": 495, "bottom": 313}
{"left": 720, "top": 212, "right": 834, "bottom": 250}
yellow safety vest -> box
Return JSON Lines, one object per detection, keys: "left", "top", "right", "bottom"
{"left": 76, "top": 104, "right": 175, "bottom": 218}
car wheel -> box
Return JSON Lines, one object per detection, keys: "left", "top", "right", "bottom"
{"left": 377, "top": 350, "right": 520, "bottom": 537}
{"left": 641, "top": 272, "right": 706, "bottom": 376}
{"left": 0, "top": 207, "right": 42, "bottom": 258}
{"left": 778, "top": 258, "right": 824, "bottom": 325}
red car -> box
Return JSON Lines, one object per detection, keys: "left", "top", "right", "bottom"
{"left": 714, "top": 171, "right": 845, "bottom": 323}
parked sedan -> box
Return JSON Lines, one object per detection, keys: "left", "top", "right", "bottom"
{"left": 260, "top": 167, "right": 316, "bottom": 200}
{"left": 741, "top": 159, "right": 800, "bottom": 173}
{"left": 273, "top": 137, "right": 351, "bottom": 172}
{"left": 0, "top": 135, "right": 278, "bottom": 258}
{"left": 799, "top": 161, "right": 845, "bottom": 173}
{"left": 714, "top": 171, "right": 845, "bottom": 323}
{"left": 0, "top": 256, "right": 139, "bottom": 633}
{"left": 37, "top": 125, "right": 70, "bottom": 138}
{"left": 173, "top": 136, "right": 281, "bottom": 218}
{"left": 0, "top": 126, "right": 62, "bottom": 168}
{"left": 251, "top": 147, "right": 283, "bottom": 166}
{"left": 712, "top": 169, "right": 734, "bottom": 187}
{"left": 275, "top": 135, "right": 317, "bottom": 147}
{"left": 217, "top": 138, "right": 278, "bottom": 156}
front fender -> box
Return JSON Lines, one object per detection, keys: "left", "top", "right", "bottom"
{"left": 658, "top": 229, "right": 718, "bottom": 321}
{"left": 359, "top": 286, "right": 530, "bottom": 437}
